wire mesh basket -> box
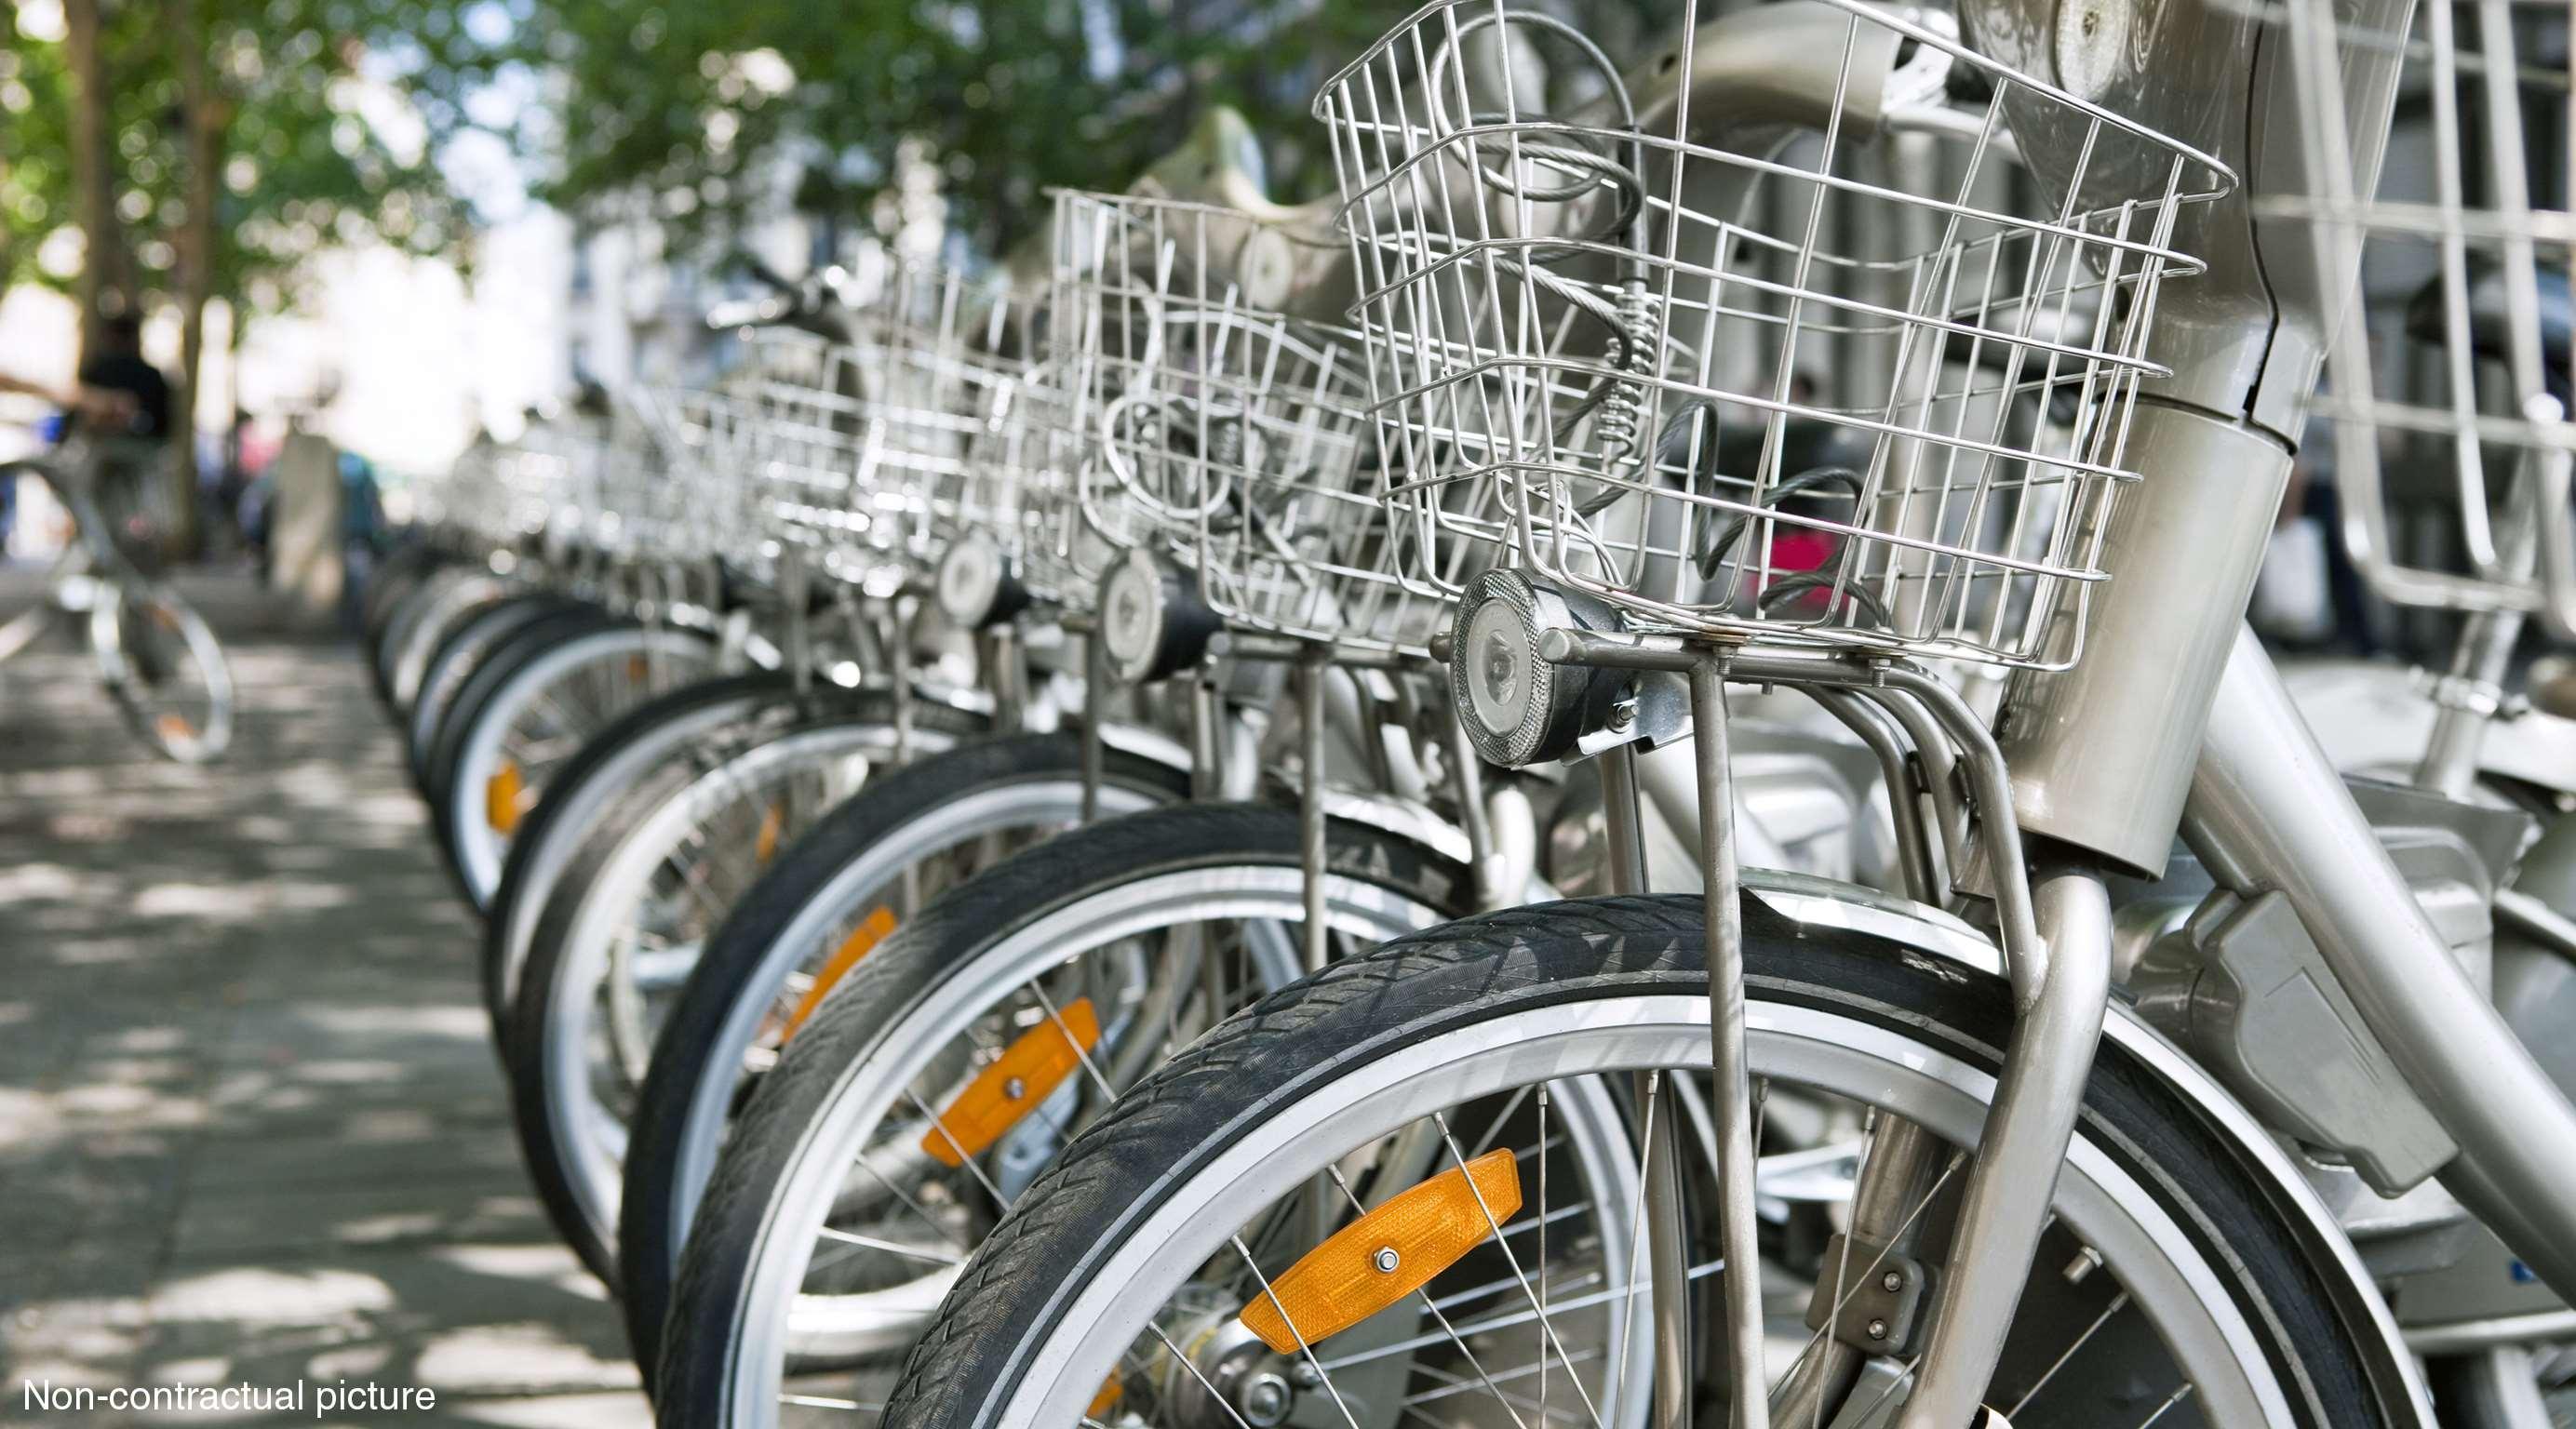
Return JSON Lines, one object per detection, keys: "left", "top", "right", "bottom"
{"left": 1313, "top": 0, "right": 2233, "bottom": 668}
{"left": 500, "top": 413, "right": 617, "bottom": 562}
{"left": 2268, "top": 0, "right": 2575, "bottom": 640}
{"left": 1049, "top": 188, "right": 1453, "bottom": 654}
{"left": 724, "top": 275, "right": 1056, "bottom": 599}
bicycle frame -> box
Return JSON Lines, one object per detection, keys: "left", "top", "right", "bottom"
{"left": 2191, "top": 628, "right": 2576, "bottom": 1299}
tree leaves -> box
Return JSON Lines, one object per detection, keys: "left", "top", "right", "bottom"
{"left": 522, "top": 0, "right": 1382, "bottom": 259}
{"left": 3, "top": 0, "right": 505, "bottom": 313}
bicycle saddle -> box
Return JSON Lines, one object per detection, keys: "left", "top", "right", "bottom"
{"left": 2404, "top": 259, "right": 2573, "bottom": 401}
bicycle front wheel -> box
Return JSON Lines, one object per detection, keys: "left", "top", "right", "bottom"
{"left": 505, "top": 698, "right": 979, "bottom": 1281}
{"left": 434, "top": 620, "right": 719, "bottom": 908}
{"left": 617, "top": 731, "right": 1193, "bottom": 1387}
{"left": 880, "top": 894, "right": 2403, "bottom": 1429}
{"left": 655, "top": 805, "right": 1480, "bottom": 1428}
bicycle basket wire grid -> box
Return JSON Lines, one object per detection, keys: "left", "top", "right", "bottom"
{"left": 730, "top": 272, "right": 1053, "bottom": 598}
{"left": 1049, "top": 188, "right": 1454, "bottom": 653}
{"left": 2268, "top": 0, "right": 2576, "bottom": 638}
{"left": 624, "top": 382, "right": 747, "bottom": 567}
{"left": 504, "top": 413, "right": 614, "bottom": 559}
{"left": 1314, "top": 0, "right": 2234, "bottom": 668}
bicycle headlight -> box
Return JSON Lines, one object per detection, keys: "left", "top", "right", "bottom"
{"left": 1450, "top": 570, "right": 1627, "bottom": 768}
{"left": 1098, "top": 549, "right": 1219, "bottom": 687}
{"left": 935, "top": 532, "right": 1027, "bottom": 629}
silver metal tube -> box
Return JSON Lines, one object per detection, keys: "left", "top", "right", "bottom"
{"left": 890, "top": 594, "right": 915, "bottom": 765}
{"left": 1997, "top": 407, "right": 2292, "bottom": 875}
{"left": 779, "top": 545, "right": 812, "bottom": 697}
{"left": 1691, "top": 662, "right": 1770, "bottom": 1429}
{"left": 1190, "top": 677, "right": 1222, "bottom": 801}
{"left": 984, "top": 624, "right": 1024, "bottom": 733}
{"left": 1440, "top": 692, "right": 1509, "bottom": 912}
{"left": 1080, "top": 628, "right": 1105, "bottom": 823}
{"left": 2416, "top": 606, "right": 2528, "bottom": 797}
{"left": 2187, "top": 625, "right": 2576, "bottom": 1302}
{"left": 1598, "top": 744, "right": 1652, "bottom": 893}
{"left": 1872, "top": 688, "right": 1967, "bottom": 888}
{"left": 2404, "top": 1308, "right": 2576, "bottom": 1356}
{"left": 1299, "top": 647, "right": 1331, "bottom": 976}
{"left": 1810, "top": 688, "right": 1939, "bottom": 905}
{"left": 1638, "top": 1067, "right": 1695, "bottom": 1429}
{"left": 1594, "top": 741, "right": 1687, "bottom": 1428}
{"left": 1894, "top": 866, "right": 2112, "bottom": 1429}
{"left": 1770, "top": 1115, "right": 1945, "bottom": 1422}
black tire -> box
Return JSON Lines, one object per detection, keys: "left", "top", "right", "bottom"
{"left": 481, "top": 670, "right": 801, "bottom": 1041}
{"left": 101, "top": 585, "right": 232, "bottom": 764}
{"left": 425, "top": 616, "right": 718, "bottom": 909}
{"left": 361, "top": 544, "right": 451, "bottom": 679}
{"left": 617, "top": 733, "right": 1195, "bottom": 1389}
{"left": 501, "top": 687, "right": 987, "bottom": 1284}
{"left": 656, "top": 804, "right": 1475, "bottom": 1427}
{"left": 420, "top": 608, "right": 623, "bottom": 890}
{"left": 878, "top": 893, "right": 2397, "bottom": 1429}
{"left": 376, "top": 565, "right": 509, "bottom": 713}
{"left": 407, "top": 592, "right": 594, "bottom": 791}
{"left": 420, "top": 605, "right": 618, "bottom": 829}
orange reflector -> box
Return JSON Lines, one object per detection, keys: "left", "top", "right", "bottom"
{"left": 485, "top": 761, "right": 526, "bottom": 835}
{"left": 779, "top": 906, "right": 897, "bottom": 1043}
{"left": 626, "top": 653, "right": 651, "bottom": 683}
{"left": 156, "top": 713, "right": 195, "bottom": 741}
{"left": 1086, "top": 1374, "right": 1121, "bottom": 1419}
{"left": 1239, "top": 1148, "right": 1523, "bottom": 1355}
{"left": 755, "top": 800, "right": 785, "bottom": 864}
{"left": 920, "top": 997, "right": 1101, "bottom": 1168}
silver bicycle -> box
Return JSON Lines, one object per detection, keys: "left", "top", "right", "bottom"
{"left": 0, "top": 437, "right": 233, "bottom": 763}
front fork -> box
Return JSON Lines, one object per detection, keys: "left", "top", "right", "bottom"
{"left": 1560, "top": 633, "right": 2112, "bottom": 1429}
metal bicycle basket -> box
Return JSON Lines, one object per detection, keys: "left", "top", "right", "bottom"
{"left": 1049, "top": 188, "right": 1454, "bottom": 655}
{"left": 2266, "top": 0, "right": 2576, "bottom": 640}
{"left": 1314, "top": 0, "right": 2233, "bottom": 669}
{"left": 729, "top": 274, "right": 1053, "bottom": 600}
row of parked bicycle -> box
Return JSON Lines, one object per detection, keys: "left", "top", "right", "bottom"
{"left": 358, "top": 0, "right": 2576, "bottom": 1424}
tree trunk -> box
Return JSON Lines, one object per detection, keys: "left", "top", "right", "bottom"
{"left": 168, "top": 0, "right": 221, "bottom": 556}
{"left": 60, "top": 0, "right": 120, "bottom": 363}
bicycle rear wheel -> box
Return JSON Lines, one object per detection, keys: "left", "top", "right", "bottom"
{"left": 98, "top": 582, "right": 233, "bottom": 764}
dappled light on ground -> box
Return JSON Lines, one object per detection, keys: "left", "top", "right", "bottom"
{"left": 0, "top": 568, "right": 649, "bottom": 1426}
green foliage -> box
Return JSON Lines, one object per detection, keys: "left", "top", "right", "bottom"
{"left": 520, "top": 0, "right": 1389, "bottom": 259}
{"left": 1, "top": 0, "right": 505, "bottom": 316}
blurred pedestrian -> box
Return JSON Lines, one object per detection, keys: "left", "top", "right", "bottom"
{"left": 338, "top": 447, "right": 386, "bottom": 630}
{"left": 72, "top": 314, "right": 171, "bottom": 441}
{"left": 215, "top": 411, "right": 273, "bottom": 548}
{"left": 60, "top": 314, "right": 178, "bottom": 557}
{"left": 0, "top": 369, "right": 138, "bottom": 555}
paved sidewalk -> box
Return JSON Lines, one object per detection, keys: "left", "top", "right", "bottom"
{"left": 0, "top": 568, "right": 649, "bottom": 1426}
